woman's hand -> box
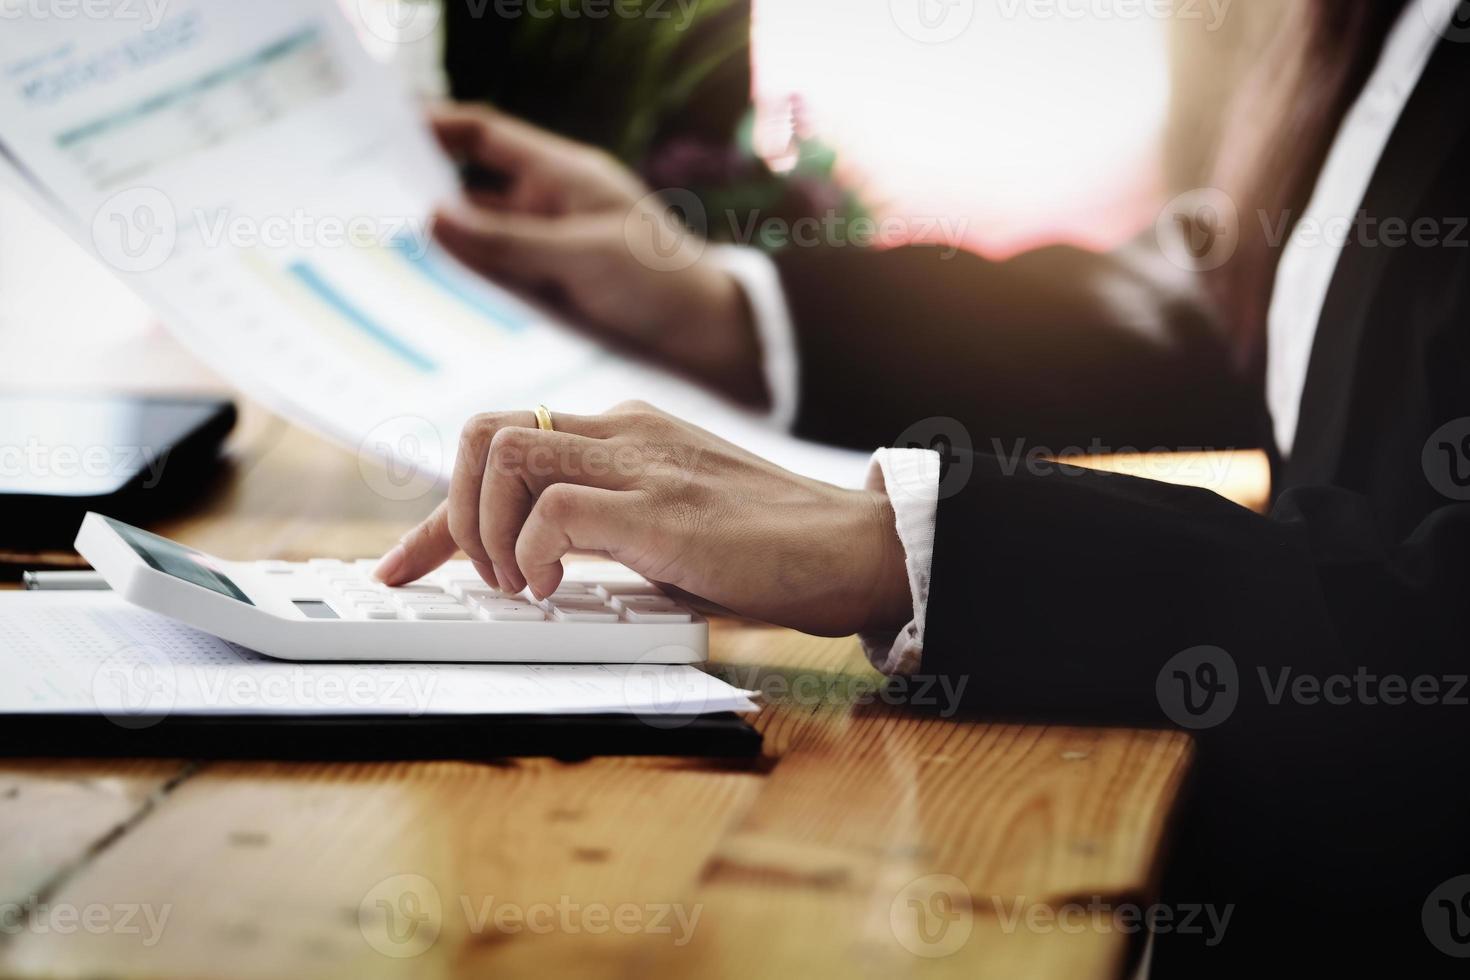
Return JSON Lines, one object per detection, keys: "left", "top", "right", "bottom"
{"left": 429, "top": 104, "right": 769, "bottom": 408}
{"left": 431, "top": 102, "right": 646, "bottom": 216}
{"left": 374, "top": 402, "right": 912, "bottom": 638}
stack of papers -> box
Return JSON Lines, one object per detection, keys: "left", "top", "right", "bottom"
{"left": 0, "top": 0, "right": 868, "bottom": 488}
{"left": 0, "top": 593, "right": 758, "bottom": 719}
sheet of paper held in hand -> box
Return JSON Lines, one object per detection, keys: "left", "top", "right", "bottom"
{"left": 0, "top": 0, "right": 869, "bottom": 488}
{"left": 0, "top": 593, "right": 758, "bottom": 717}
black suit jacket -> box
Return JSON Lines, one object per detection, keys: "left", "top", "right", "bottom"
{"left": 775, "top": 36, "right": 1470, "bottom": 978}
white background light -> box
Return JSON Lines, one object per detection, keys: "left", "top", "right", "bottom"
{"left": 753, "top": 0, "right": 1171, "bottom": 255}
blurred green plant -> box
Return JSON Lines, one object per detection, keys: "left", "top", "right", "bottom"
{"left": 443, "top": 0, "right": 868, "bottom": 250}
{"left": 446, "top": 0, "right": 749, "bottom": 162}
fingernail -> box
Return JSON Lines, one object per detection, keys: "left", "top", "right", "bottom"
{"left": 374, "top": 544, "right": 407, "bottom": 583}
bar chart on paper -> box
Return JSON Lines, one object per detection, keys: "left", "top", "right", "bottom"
{"left": 169, "top": 228, "right": 608, "bottom": 448}
{"left": 0, "top": 0, "right": 873, "bottom": 489}
{"left": 239, "top": 237, "right": 545, "bottom": 379}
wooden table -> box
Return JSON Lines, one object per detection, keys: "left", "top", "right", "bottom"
{"left": 0, "top": 406, "right": 1249, "bottom": 980}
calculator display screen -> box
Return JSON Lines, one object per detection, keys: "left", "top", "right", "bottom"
{"left": 106, "top": 517, "right": 254, "bottom": 605}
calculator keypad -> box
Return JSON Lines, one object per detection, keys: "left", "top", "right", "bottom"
{"left": 282, "top": 561, "right": 693, "bottom": 624}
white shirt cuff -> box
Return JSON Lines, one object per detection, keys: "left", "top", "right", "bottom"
{"left": 859, "top": 448, "right": 940, "bottom": 676}
{"left": 706, "top": 244, "right": 800, "bottom": 431}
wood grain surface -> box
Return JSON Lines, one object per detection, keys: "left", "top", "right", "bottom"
{"left": 0, "top": 405, "right": 1231, "bottom": 979}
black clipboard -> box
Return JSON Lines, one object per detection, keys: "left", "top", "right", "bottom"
{"left": 0, "top": 712, "right": 762, "bottom": 761}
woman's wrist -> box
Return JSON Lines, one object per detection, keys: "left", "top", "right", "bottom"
{"left": 853, "top": 488, "right": 914, "bottom": 635}
{"left": 656, "top": 259, "right": 770, "bottom": 410}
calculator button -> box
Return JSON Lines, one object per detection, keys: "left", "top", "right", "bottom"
{"left": 357, "top": 606, "right": 399, "bottom": 620}
{"left": 330, "top": 582, "right": 379, "bottom": 596}
{"left": 458, "top": 587, "right": 505, "bottom": 604}
{"left": 339, "top": 589, "right": 385, "bottom": 602}
{"left": 385, "top": 584, "right": 443, "bottom": 595}
{"left": 466, "top": 595, "right": 522, "bottom": 609}
{"left": 406, "top": 605, "right": 475, "bottom": 621}
{"left": 468, "top": 595, "right": 541, "bottom": 614}
{"left": 446, "top": 581, "right": 499, "bottom": 599}
{"left": 551, "top": 581, "right": 592, "bottom": 594}
{"left": 541, "top": 591, "right": 593, "bottom": 605}
{"left": 392, "top": 594, "right": 454, "bottom": 609}
{"left": 543, "top": 596, "right": 610, "bottom": 611}
{"left": 308, "top": 558, "right": 346, "bottom": 567}
{"left": 609, "top": 595, "right": 679, "bottom": 612}
{"left": 479, "top": 604, "right": 546, "bottom": 622}
{"left": 391, "top": 589, "right": 445, "bottom": 600}
{"left": 547, "top": 591, "right": 598, "bottom": 605}
{"left": 551, "top": 607, "right": 620, "bottom": 623}
{"left": 623, "top": 608, "right": 693, "bottom": 624}
{"left": 594, "top": 582, "right": 662, "bottom": 599}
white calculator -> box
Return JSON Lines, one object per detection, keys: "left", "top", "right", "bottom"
{"left": 74, "top": 513, "right": 706, "bottom": 664}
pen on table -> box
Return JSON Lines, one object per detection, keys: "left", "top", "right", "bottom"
{"left": 22, "top": 571, "right": 111, "bottom": 591}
